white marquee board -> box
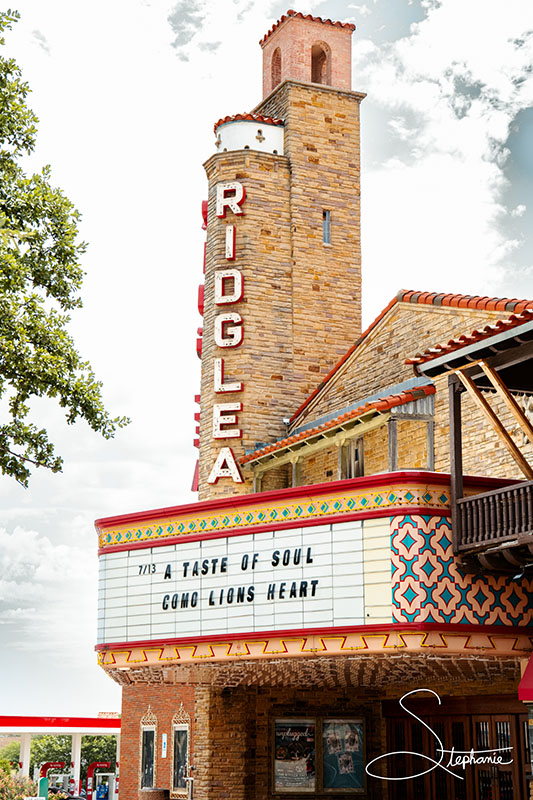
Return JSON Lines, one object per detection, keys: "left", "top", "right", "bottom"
{"left": 97, "top": 520, "right": 364, "bottom": 644}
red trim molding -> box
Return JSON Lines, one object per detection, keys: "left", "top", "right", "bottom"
{"left": 0, "top": 716, "right": 120, "bottom": 728}
{"left": 95, "top": 621, "right": 533, "bottom": 653}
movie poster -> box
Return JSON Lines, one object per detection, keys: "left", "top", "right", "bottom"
{"left": 274, "top": 719, "right": 316, "bottom": 792}
{"left": 322, "top": 720, "right": 364, "bottom": 791}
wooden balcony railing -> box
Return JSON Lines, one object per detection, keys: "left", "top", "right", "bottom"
{"left": 456, "top": 480, "right": 533, "bottom": 552}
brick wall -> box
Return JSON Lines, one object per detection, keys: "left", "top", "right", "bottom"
{"left": 120, "top": 684, "right": 194, "bottom": 800}
{"left": 260, "top": 17, "right": 353, "bottom": 98}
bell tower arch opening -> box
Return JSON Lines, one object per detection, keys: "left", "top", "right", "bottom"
{"left": 311, "top": 41, "right": 331, "bottom": 85}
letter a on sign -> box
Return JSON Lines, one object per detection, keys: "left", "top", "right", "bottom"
{"left": 216, "top": 182, "right": 246, "bottom": 218}
{"left": 208, "top": 447, "right": 244, "bottom": 484}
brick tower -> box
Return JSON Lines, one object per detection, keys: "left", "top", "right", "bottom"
{"left": 199, "top": 10, "right": 365, "bottom": 499}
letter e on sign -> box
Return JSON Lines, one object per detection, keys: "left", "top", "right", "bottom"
{"left": 213, "top": 402, "right": 243, "bottom": 439}
{"left": 216, "top": 181, "right": 246, "bottom": 218}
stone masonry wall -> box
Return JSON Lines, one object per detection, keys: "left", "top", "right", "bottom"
{"left": 363, "top": 424, "right": 388, "bottom": 476}
{"left": 200, "top": 152, "right": 293, "bottom": 500}
{"left": 397, "top": 418, "right": 428, "bottom": 470}
{"left": 294, "top": 302, "right": 531, "bottom": 481}
{"left": 299, "top": 445, "right": 338, "bottom": 486}
{"left": 200, "top": 80, "right": 364, "bottom": 501}
{"left": 254, "top": 686, "right": 387, "bottom": 800}
{"left": 257, "top": 82, "right": 364, "bottom": 406}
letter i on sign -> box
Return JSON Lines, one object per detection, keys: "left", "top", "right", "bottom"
{"left": 225, "top": 225, "right": 235, "bottom": 260}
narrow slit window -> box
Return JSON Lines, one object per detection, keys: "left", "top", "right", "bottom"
{"left": 141, "top": 728, "right": 155, "bottom": 788}
{"left": 323, "top": 210, "right": 331, "bottom": 244}
{"left": 173, "top": 724, "right": 189, "bottom": 793}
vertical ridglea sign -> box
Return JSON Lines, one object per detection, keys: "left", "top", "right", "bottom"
{"left": 208, "top": 181, "right": 246, "bottom": 485}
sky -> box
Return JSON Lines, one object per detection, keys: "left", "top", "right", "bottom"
{"left": 0, "top": 0, "right": 532, "bottom": 716}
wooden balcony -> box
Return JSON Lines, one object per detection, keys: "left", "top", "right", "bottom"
{"left": 456, "top": 481, "right": 533, "bottom": 570}
{"left": 409, "top": 315, "right": 533, "bottom": 571}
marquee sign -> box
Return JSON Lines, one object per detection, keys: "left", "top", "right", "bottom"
{"left": 97, "top": 520, "right": 364, "bottom": 645}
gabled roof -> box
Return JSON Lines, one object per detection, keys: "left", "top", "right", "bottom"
{"left": 406, "top": 308, "right": 533, "bottom": 367}
{"left": 259, "top": 10, "right": 355, "bottom": 47}
{"left": 289, "top": 290, "right": 533, "bottom": 426}
{"left": 241, "top": 384, "right": 435, "bottom": 466}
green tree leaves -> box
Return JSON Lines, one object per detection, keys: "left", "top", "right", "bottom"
{"left": 0, "top": 10, "right": 129, "bottom": 485}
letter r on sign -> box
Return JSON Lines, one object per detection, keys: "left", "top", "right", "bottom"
{"left": 216, "top": 182, "right": 246, "bottom": 218}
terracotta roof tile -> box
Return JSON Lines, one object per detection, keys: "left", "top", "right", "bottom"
{"left": 242, "top": 385, "right": 435, "bottom": 465}
{"left": 214, "top": 113, "right": 284, "bottom": 133}
{"left": 406, "top": 308, "right": 533, "bottom": 366}
{"left": 259, "top": 10, "right": 355, "bottom": 46}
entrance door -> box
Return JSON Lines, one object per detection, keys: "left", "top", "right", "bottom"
{"left": 471, "top": 715, "right": 520, "bottom": 800}
{"left": 385, "top": 711, "right": 527, "bottom": 800}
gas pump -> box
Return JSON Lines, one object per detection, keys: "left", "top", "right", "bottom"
{"left": 86, "top": 762, "right": 111, "bottom": 800}
{"left": 38, "top": 762, "right": 66, "bottom": 799}
{"left": 49, "top": 774, "right": 70, "bottom": 792}
{"left": 95, "top": 772, "right": 115, "bottom": 800}
{"left": 113, "top": 761, "right": 119, "bottom": 800}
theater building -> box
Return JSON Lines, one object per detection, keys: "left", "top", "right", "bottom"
{"left": 95, "top": 10, "right": 533, "bottom": 800}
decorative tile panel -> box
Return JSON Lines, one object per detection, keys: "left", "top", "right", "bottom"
{"left": 391, "top": 514, "right": 533, "bottom": 626}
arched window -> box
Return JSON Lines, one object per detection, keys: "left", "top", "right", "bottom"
{"left": 311, "top": 43, "right": 331, "bottom": 85}
{"left": 271, "top": 47, "right": 281, "bottom": 90}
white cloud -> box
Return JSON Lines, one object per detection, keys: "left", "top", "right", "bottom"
{"left": 355, "top": 0, "right": 533, "bottom": 321}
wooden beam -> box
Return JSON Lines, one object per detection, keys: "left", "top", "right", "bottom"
{"left": 426, "top": 420, "right": 435, "bottom": 471}
{"left": 479, "top": 360, "right": 533, "bottom": 445}
{"left": 454, "top": 370, "right": 533, "bottom": 479}
{"left": 449, "top": 374, "right": 463, "bottom": 553}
